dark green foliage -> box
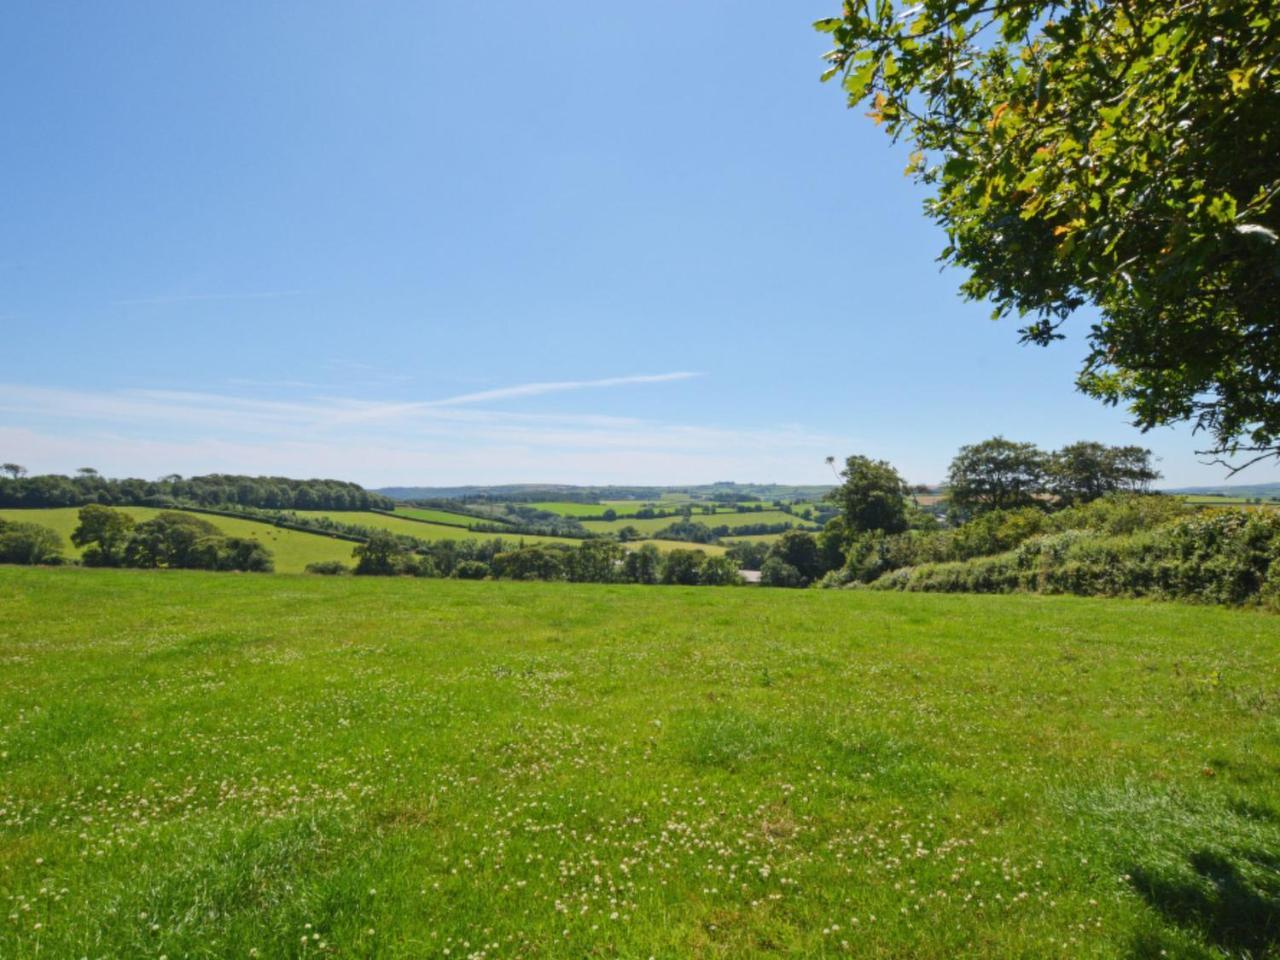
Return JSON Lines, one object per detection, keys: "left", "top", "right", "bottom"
{"left": 450, "top": 560, "right": 490, "bottom": 580}
{"left": 352, "top": 530, "right": 408, "bottom": 576}
{"left": 0, "top": 520, "right": 64, "bottom": 565}
{"left": 0, "top": 472, "right": 393, "bottom": 511}
{"left": 827, "top": 455, "right": 910, "bottom": 535}
{"left": 621, "top": 544, "right": 662, "bottom": 584}
{"left": 70, "top": 504, "right": 136, "bottom": 566}
{"left": 493, "top": 546, "right": 567, "bottom": 581}
{"left": 304, "top": 561, "right": 350, "bottom": 575}
{"left": 660, "top": 550, "right": 705, "bottom": 586}
{"left": 764, "top": 531, "right": 825, "bottom": 585}
{"left": 652, "top": 520, "right": 718, "bottom": 544}
{"left": 1049, "top": 442, "right": 1160, "bottom": 505}
{"left": 698, "top": 556, "right": 743, "bottom": 586}
{"left": 724, "top": 540, "right": 770, "bottom": 572}
{"left": 947, "top": 438, "right": 1049, "bottom": 515}
{"left": 565, "top": 540, "right": 623, "bottom": 583}
{"left": 759, "top": 557, "right": 803, "bottom": 588}
{"left": 120, "top": 511, "right": 273, "bottom": 572}
{"left": 872, "top": 508, "right": 1280, "bottom": 606}
{"left": 820, "top": 0, "right": 1280, "bottom": 466}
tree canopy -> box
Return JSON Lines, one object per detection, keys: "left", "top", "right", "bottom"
{"left": 818, "top": 0, "right": 1280, "bottom": 468}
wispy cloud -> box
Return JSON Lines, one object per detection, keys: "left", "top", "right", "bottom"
{"left": 0, "top": 377, "right": 842, "bottom": 486}
{"left": 112, "top": 290, "right": 305, "bottom": 306}
{"left": 333, "top": 371, "right": 702, "bottom": 424}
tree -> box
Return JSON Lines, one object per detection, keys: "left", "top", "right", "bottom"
{"left": 622, "top": 544, "right": 662, "bottom": 584}
{"left": 566, "top": 540, "right": 622, "bottom": 583}
{"left": 947, "top": 438, "right": 1048, "bottom": 515}
{"left": 765, "top": 531, "right": 825, "bottom": 584}
{"left": 71, "top": 504, "right": 135, "bottom": 566}
{"left": 0, "top": 521, "right": 63, "bottom": 565}
{"left": 123, "top": 512, "right": 222, "bottom": 568}
{"left": 2, "top": 463, "right": 26, "bottom": 479}
{"left": 818, "top": 1, "right": 1280, "bottom": 469}
{"left": 827, "top": 455, "right": 910, "bottom": 536}
{"left": 351, "top": 530, "right": 407, "bottom": 575}
{"left": 492, "top": 546, "right": 567, "bottom": 581}
{"left": 660, "top": 549, "right": 704, "bottom": 585}
{"left": 699, "top": 555, "right": 743, "bottom": 586}
{"left": 1048, "top": 442, "right": 1160, "bottom": 506}
{"left": 760, "top": 557, "right": 803, "bottom": 588}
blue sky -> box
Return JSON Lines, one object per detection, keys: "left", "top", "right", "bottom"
{"left": 2, "top": 1, "right": 1272, "bottom": 488}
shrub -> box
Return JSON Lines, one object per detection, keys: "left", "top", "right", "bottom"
{"left": 0, "top": 521, "right": 65, "bottom": 565}
{"left": 451, "top": 560, "right": 490, "bottom": 580}
{"left": 760, "top": 557, "right": 803, "bottom": 588}
{"left": 305, "top": 560, "right": 350, "bottom": 575}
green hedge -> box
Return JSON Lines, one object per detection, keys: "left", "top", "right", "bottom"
{"left": 869, "top": 510, "right": 1280, "bottom": 606}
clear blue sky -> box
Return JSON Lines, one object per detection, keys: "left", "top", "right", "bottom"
{"left": 2, "top": 1, "right": 1272, "bottom": 488}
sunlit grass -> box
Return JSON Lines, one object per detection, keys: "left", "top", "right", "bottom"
{"left": 1, "top": 567, "right": 1276, "bottom": 958}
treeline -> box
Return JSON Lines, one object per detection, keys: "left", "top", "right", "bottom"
{"left": 0, "top": 506, "right": 273, "bottom": 572}
{"left": 0, "top": 466, "right": 393, "bottom": 511}
{"left": 311, "top": 532, "right": 743, "bottom": 586}
{"left": 806, "top": 438, "right": 1280, "bottom": 606}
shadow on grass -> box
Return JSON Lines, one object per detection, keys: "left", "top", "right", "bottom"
{"left": 1130, "top": 849, "right": 1279, "bottom": 957}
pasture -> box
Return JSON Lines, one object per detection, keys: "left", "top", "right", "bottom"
{"left": 289, "top": 510, "right": 569, "bottom": 546}
{"left": 391, "top": 507, "right": 507, "bottom": 528}
{"left": 1, "top": 567, "right": 1276, "bottom": 958}
{"left": 0, "top": 507, "right": 355, "bottom": 574}
{"left": 580, "top": 510, "right": 817, "bottom": 537}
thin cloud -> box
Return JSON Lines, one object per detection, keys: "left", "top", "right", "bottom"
{"left": 112, "top": 290, "right": 305, "bottom": 306}
{"left": 334, "top": 371, "right": 703, "bottom": 424}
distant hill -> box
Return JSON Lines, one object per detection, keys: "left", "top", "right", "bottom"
{"left": 1163, "top": 481, "right": 1280, "bottom": 499}
{"left": 376, "top": 482, "right": 833, "bottom": 503}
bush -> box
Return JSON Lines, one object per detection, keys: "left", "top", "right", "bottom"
{"left": 760, "top": 557, "right": 803, "bottom": 588}
{"left": 0, "top": 521, "right": 64, "bottom": 565}
{"left": 871, "top": 509, "right": 1280, "bottom": 606}
{"left": 451, "top": 560, "right": 490, "bottom": 580}
{"left": 305, "top": 560, "right": 350, "bottom": 575}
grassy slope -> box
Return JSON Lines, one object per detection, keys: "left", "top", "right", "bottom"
{"left": 1, "top": 568, "right": 1277, "bottom": 959}
{"left": 392, "top": 506, "right": 510, "bottom": 527}
{"left": 581, "top": 510, "right": 815, "bottom": 537}
{"left": 0, "top": 507, "right": 354, "bottom": 573}
{"left": 290, "top": 510, "right": 571, "bottom": 546}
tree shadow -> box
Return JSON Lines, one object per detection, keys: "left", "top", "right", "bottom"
{"left": 1130, "top": 849, "right": 1279, "bottom": 956}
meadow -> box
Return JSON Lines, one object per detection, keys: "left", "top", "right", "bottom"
{"left": 1, "top": 567, "right": 1277, "bottom": 958}
{"left": 0, "top": 507, "right": 355, "bottom": 574}
{"left": 288, "top": 511, "right": 567, "bottom": 546}
{"left": 580, "top": 510, "right": 817, "bottom": 537}
{"left": 391, "top": 507, "right": 509, "bottom": 528}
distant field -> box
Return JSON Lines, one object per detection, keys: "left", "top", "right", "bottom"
{"left": 581, "top": 509, "right": 817, "bottom": 537}
{"left": 627, "top": 538, "right": 727, "bottom": 556}
{"left": 0, "top": 506, "right": 355, "bottom": 573}
{"left": 1, "top": 567, "right": 1276, "bottom": 958}
{"left": 391, "top": 506, "right": 507, "bottom": 527}
{"left": 720, "top": 532, "right": 788, "bottom": 545}
{"left": 1181, "top": 495, "right": 1279, "bottom": 507}
{"left": 290, "top": 510, "right": 571, "bottom": 546}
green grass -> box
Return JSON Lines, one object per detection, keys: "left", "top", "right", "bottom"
{"left": 392, "top": 506, "right": 507, "bottom": 528}
{"left": 581, "top": 510, "right": 816, "bottom": 537}
{"left": 626, "top": 538, "right": 727, "bottom": 556}
{"left": 290, "top": 510, "right": 572, "bottom": 546}
{"left": 2, "top": 567, "right": 1277, "bottom": 958}
{"left": 0, "top": 507, "right": 355, "bottom": 573}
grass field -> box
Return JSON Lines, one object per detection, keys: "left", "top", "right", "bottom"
{"left": 2, "top": 567, "right": 1277, "bottom": 958}
{"left": 290, "top": 510, "right": 570, "bottom": 546}
{"left": 0, "top": 507, "right": 355, "bottom": 574}
{"left": 581, "top": 510, "right": 816, "bottom": 538}
{"left": 627, "top": 538, "right": 728, "bottom": 556}
{"left": 392, "top": 507, "right": 508, "bottom": 528}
